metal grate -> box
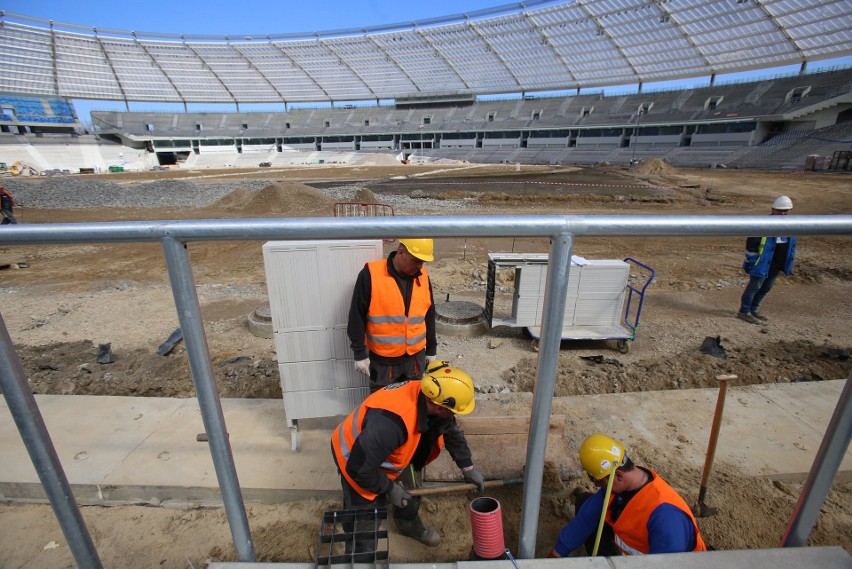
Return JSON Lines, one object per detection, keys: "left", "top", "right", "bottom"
{"left": 333, "top": 202, "right": 395, "bottom": 218}
{"left": 316, "top": 507, "right": 389, "bottom": 567}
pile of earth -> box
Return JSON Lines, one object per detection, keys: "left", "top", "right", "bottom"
{"left": 212, "top": 182, "right": 336, "bottom": 216}
{"left": 503, "top": 339, "right": 850, "bottom": 396}
{"left": 634, "top": 157, "right": 678, "bottom": 176}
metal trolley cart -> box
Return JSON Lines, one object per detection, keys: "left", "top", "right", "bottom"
{"left": 485, "top": 254, "right": 655, "bottom": 353}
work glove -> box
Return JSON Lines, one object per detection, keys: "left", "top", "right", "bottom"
{"left": 354, "top": 358, "right": 370, "bottom": 376}
{"left": 463, "top": 468, "right": 486, "bottom": 493}
{"left": 386, "top": 482, "right": 412, "bottom": 509}
{"left": 425, "top": 354, "right": 437, "bottom": 365}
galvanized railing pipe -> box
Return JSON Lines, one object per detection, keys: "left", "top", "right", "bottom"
{"left": 1, "top": 214, "right": 850, "bottom": 245}
{"left": 0, "top": 313, "right": 103, "bottom": 569}
{"left": 161, "top": 237, "right": 256, "bottom": 562}
{"left": 781, "top": 372, "right": 852, "bottom": 547}
{"left": 518, "top": 232, "right": 573, "bottom": 559}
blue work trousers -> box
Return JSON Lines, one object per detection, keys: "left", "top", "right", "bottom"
{"left": 739, "top": 267, "right": 781, "bottom": 315}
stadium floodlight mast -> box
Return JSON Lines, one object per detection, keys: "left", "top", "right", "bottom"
{"left": 630, "top": 107, "right": 645, "bottom": 167}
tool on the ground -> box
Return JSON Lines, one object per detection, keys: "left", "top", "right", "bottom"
{"left": 505, "top": 548, "right": 521, "bottom": 569}
{"left": 407, "top": 477, "right": 523, "bottom": 497}
{"left": 693, "top": 374, "right": 735, "bottom": 518}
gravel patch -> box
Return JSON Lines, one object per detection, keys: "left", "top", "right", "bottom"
{"left": 3, "top": 178, "right": 476, "bottom": 212}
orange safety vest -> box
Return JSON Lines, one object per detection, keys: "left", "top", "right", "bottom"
{"left": 365, "top": 259, "right": 431, "bottom": 357}
{"left": 606, "top": 469, "right": 707, "bottom": 555}
{"left": 332, "top": 381, "right": 427, "bottom": 500}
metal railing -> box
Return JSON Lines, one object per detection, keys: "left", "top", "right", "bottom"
{"left": 1, "top": 213, "right": 851, "bottom": 567}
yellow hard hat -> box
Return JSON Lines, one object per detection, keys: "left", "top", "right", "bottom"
{"left": 399, "top": 238, "right": 434, "bottom": 262}
{"left": 421, "top": 360, "right": 475, "bottom": 415}
{"left": 579, "top": 433, "right": 626, "bottom": 480}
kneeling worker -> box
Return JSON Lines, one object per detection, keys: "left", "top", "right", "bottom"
{"left": 331, "top": 361, "right": 485, "bottom": 547}
{"left": 549, "top": 433, "right": 706, "bottom": 557}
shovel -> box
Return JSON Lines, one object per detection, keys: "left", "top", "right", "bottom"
{"left": 692, "top": 374, "right": 735, "bottom": 518}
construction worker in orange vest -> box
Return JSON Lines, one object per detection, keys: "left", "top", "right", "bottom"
{"left": 549, "top": 434, "right": 706, "bottom": 557}
{"left": 331, "top": 361, "right": 484, "bottom": 549}
{"left": 348, "top": 238, "right": 437, "bottom": 392}
{"left": 0, "top": 184, "right": 17, "bottom": 225}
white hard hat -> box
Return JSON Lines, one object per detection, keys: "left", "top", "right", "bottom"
{"left": 772, "top": 196, "right": 793, "bottom": 210}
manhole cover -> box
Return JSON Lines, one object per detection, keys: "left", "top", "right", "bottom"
{"left": 252, "top": 305, "right": 272, "bottom": 322}
{"left": 247, "top": 305, "right": 273, "bottom": 339}
{"left": 435, "top": 301, "right": 485, "bottom": 324}
{"left": 435, "top": 301, "right": 487, "bottom": 337}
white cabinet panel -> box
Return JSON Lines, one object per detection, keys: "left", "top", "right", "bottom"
{"left": 263, "top": 239, "right": 383, "bottom": 424}
{"left": 273, "top": 329, "right": 331, "bottom": 362}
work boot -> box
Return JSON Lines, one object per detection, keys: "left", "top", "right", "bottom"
{"left": 395, "top": 516, "right": 441, "bottom": 547}
{"left": 751, "top": 310, "right": 768, "bottom": 322}
{"left": 736, "top": 312, "right": 761, "bottom": 325}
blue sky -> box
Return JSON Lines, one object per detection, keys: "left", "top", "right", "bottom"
{"left": 5, "top": 0, "right": 851, "bottom": 124}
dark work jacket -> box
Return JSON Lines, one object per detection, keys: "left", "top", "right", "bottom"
{"left": 334, "top": 389, "right": 473, "bottom": 498}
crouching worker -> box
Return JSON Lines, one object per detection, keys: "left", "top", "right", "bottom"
{"left": 548, "top": 434, "right": 706, "bottom": 558}
{"left": 331, "top": 361, "right": 485, "bottom": 548}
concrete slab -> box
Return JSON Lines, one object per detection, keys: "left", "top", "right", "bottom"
{"left": 0, "top": 380, "right": 849, "bottom": 506}
{"left": 551, "top": 379, "right": 852, "bottom": 480}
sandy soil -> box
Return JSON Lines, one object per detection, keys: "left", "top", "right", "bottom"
{"left": 0, "top": 161, "right": 850, "bottom": 568}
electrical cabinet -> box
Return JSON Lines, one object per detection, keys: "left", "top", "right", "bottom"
{"left": 262, "top": 239, "right": 384, "bottom": 450}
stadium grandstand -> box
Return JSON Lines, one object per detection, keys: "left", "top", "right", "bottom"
{"left": 1, "top": 1, "right": 851, "bottom": 173}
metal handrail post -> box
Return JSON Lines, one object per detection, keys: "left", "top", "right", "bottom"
{"left": 518, "top": 232, "right": 573, "bottom": 558}
{"left": 0, "top": 313, "right": 102, "bottom": 569}
{"left": 161, "top": 237, "right": 256, "bottom": 562}
{"left": 781, "top": 373, "right": 852, "bottom": 547}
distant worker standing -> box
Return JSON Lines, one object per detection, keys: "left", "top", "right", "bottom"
{"left": 548, "top": 434, "right": 706, "bottom": 557}
{"left": 348, "top": 238, "right": 437, "bottom": 392}
{"left": 0, "top": 184, "right": 17, "bottom": 224}
{"left": 331, "top": 361, "right": 485, "bottom": 547}
{"left": 736, "top": 195, "right": 796, "bottom": 324}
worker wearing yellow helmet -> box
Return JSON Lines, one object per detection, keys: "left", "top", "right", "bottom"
{"left": 331, "top": 361, "right": 484, "bottom": 549}
{"left": 348, "top": 238, "right": 437, "bottom": 392}
{"left": 548, "top": 433, "right": 706, "bottom": 557}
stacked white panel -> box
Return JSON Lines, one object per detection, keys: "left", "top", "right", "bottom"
{"left": 574, "top": 261, "right": 629, "bottom": 327}
{"left": 262, "top": 240, "right": 384, "bottom": 421}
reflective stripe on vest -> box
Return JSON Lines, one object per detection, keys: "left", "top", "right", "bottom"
{"left": 606, "top": 469, "right": 707, "bottom": 555}
{"left": 331, "top": 381, "right": 423, "bottom": 500}
{"left": 365, "top": 259, "right": 431, "bottom": 356}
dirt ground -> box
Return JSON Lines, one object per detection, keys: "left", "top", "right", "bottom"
{"left": 0, "top": 161, "right": 850, "bottom": 568}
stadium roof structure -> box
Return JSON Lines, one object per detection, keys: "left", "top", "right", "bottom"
{"left": 1, "top": 0, "right": 851, "bottom": 105}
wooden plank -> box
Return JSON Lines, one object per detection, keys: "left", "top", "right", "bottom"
{"left": 424, "top": 415, "right": 574, "bottom": 482}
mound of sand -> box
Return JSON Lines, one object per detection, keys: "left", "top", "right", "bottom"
{"left": 213, "top": 182, "right": 335, "bottom": 216}
{"left": 634, "top": 157, "right": 678, "bottom": 176}
{"left": 353, "top": 187, "right": 379, "bottom": 202}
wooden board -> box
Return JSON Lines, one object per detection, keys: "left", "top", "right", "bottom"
{"left": 424, "top": 414, "right": 575, "bottom": 482}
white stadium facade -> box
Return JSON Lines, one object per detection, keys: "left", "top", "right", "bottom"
{"left": 1, "top": 0, "right": 851, "bottom": 172}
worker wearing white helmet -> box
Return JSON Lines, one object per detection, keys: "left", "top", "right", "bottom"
{"left": 348, "top": 238, "right": 437, "bottom": 392}
{"left": 737, "top": 195, "right": 797, "bottom": 325}
{"left": 331, "top": 361, "right": 484, "bottom": 549}
{"left": 548, "top": 434, "right": 706, "bottom": 558}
